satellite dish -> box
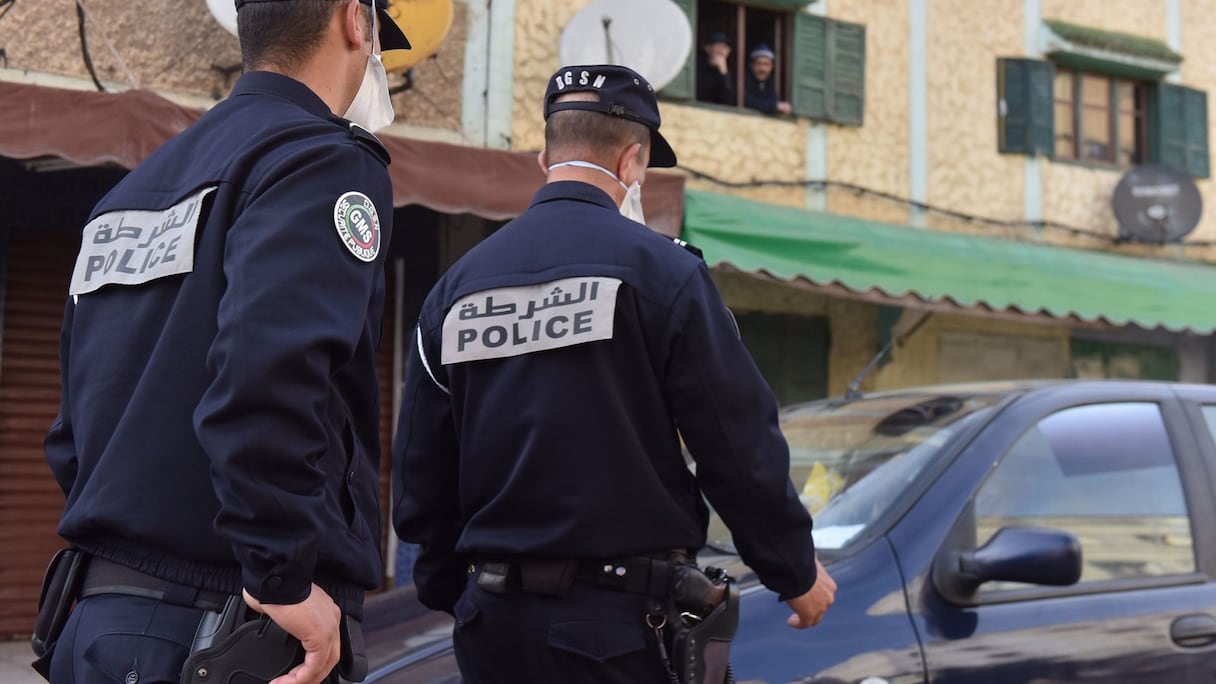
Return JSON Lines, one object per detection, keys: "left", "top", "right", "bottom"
{"left": 558, "top": 0, "right": 692, "bottom": 91}
{"left": 1111, "top": 164, "right": 1203, "bottom": 243}
{"left": 382, "top": 0, "right": 455, "bottom": 74}
{"left": 206, "top": 0, "right": 237, "bottom": 36}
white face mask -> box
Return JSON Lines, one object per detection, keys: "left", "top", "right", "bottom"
{"left": 548, "top": 160, "right": 646, "bottom": 225}
{"left": 345, "top": 53, "right": 395, "bottom": 132}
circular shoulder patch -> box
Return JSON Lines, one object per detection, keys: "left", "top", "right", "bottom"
{"left": 334, "top": 192, "right": 382, "bottom": 263}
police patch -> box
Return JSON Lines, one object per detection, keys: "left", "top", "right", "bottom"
{"left": 441, "top": 277, "right": 622, "bottom": 365}
{"left": 333, "top": 192, "right": 381, "bottom": 262}
{"left": 69, "top": 186, "right": 216, "bottom": 296}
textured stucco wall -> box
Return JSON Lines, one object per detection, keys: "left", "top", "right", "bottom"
{"left": 511, "top": 0, "right": 580, "bottom": 151}
{"left": 871, "top": 311, "right": 1072, "bottom": 390}
{"left": 827, "top": 0, "right": 909, "bottom": 211}
{"left": 925, "top": 0, "right": 1025, "bottom": 224}
{"left": 0, "top": 0, "right": 466, "bottom": 131}
{"left": 1041, "top": 0, "right": 1166, "bottom": 42}
{"left": 0, "top": 0, "right": 242, "bottom": 97}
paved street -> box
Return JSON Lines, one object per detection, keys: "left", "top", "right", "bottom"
{"left": 0, "top": 640, "right": 43, "bottom": 683}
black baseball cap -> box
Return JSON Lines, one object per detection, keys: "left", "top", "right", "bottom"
{"left": 234, "top": 0, "right": 411, "bottom": 52}
{"left": 543, "top": 64, "right": 677, "bottom": 168}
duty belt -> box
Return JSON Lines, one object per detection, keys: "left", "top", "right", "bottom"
{"left": 80, "top": 556, "right": 229, "bottom": 612}
{"left": 473, "top": 552, "right": 691, "bottom": 599}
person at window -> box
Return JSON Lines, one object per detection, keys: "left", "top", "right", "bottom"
{"left": 697, "top": 32, "right": 735, "bottom": 105}
{"left": 745, "top": 43, "right": 791, "bottom": 115}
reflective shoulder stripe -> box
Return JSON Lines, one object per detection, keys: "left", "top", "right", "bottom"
{"left": 417, "top": 326, "right": 450, "bottom": 395}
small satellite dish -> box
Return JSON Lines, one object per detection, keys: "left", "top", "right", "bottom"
{"left": 206, "top": 0, "right": 238, "bottom": 36}
{"left": 1111, "top": 164, "right": 1203, "bottom": 243}
{"left": 558, "top": 0, "right": 693, "bottom": 91}
{"left": 382, "top": 0, "right": 455, "bottom": 74}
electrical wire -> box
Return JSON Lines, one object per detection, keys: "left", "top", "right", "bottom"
{"left": 678, "top": 165, "right": 1216, "bottom": 249}
{"left": 76, "top": 0, "right": 105, "bottom": 91}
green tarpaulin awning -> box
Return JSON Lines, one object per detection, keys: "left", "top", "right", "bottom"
{"left": 682, "top": 189, "right": 1216, "bottom": 333}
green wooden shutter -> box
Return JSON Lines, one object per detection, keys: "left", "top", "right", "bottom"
{"left": 1185, "top": 88, "right": 1210, "bottom": 178}
{"left": 997, "top": 58, "right": 1054, "bottom": 156}
{"left": 662, "top": 0, "right": 697, "bottom": 101}
{"left": 1154, "top": 83, "right": 1210, "bottom": 178}
{"left": 791, "top": 13, "right": 829, "bottom": 120}
{"left": 1154, "top": 83, "right": 1188, "bottom": 171}
{"left": 791, "top": 14, "right": 866, "bottom": 125}
{"left": 828, "top": 19, "right": 865, "bottom": 125}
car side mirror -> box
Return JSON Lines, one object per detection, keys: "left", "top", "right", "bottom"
{"left": 936, "top": 526, "right": 1082, "bottom": 604}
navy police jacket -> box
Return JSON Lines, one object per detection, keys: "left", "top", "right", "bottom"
{"left": 44, "top": 72, "right": 393, "bottom": 616}
{"left": 393, "top": 181, "right": 816, "bottom": 613}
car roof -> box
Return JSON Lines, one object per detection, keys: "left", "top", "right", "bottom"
{"left": 785, "top": 379, "right": 1216, "bottom": 412}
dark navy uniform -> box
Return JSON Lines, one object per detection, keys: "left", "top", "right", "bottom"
{"left": 43, "top": 70, "right": 393, "bottom": 682}
{"left": 393, "top": 176, "right": 816, "bottom": 680}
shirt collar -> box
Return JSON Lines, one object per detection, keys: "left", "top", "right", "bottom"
{"left": 529, "top": 181, "right": 619, "bottom": 211}
{"left": 229, "top": 71, "right": 334, "bottom": 119}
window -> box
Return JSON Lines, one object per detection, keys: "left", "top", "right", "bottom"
{"left": 1053, "top": 69, "right": 1148, "bottom": 166}
{"left": 975, "top": 403, "right": 1194, "bottom": 592}
{"left": 998, "top": 43, "right": 1209, "bottom": 177}
{"left": 665, "top": 0, "right": 865, "bottom": 125}
{"left": 695, "top": 1, "right": 791, "bottom": 109}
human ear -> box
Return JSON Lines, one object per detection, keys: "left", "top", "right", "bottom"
{"left": 617, "top": 143, "right": 644, "bottom": 183}
{"left": 342, "top": 0, "right": 367, "bottom": 50}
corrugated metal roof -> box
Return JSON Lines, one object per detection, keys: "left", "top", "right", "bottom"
{"left": 683, "top": 190, "right": 1216, "bottom": 333}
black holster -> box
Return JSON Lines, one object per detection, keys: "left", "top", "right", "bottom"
{"left": 664, "top": 566, "right": 740, "bottom": 684}
{"left": 31, "top": 548, "right": 89, "bottom": 680}
{"left": 180, "top": 596, "right": 368, "bottom": 684}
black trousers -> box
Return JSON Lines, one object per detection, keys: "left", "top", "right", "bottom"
{"left": 452, "top": 574, "right": 671, "bottom": 684}
{"left": 48, "top": 594, "right": 204, "bottom": 684}
{"left": 46, "top": 594, "right": 341, "bottom": 684}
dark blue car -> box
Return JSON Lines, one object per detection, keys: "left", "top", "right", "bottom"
{"left": 360, "top": 381, "right": 1216, "bottom": 683}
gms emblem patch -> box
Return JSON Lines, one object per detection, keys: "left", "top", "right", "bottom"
{"left": 442, "top": 276, "right": 622, "bottom": 364}
{"left": 334, "top": 192, "right": 381, "bottom": 262}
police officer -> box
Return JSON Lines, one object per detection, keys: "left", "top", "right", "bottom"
{"left": 393, "top": 64, "right": 837, "bottom": 683}
{"left": 39, "top": 2, "right": 409, "bottom": 683}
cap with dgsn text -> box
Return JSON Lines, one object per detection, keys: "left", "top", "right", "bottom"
{"left": 543, "top": 64, "right": 678, "bottom": 168}
{"left": 234, "top": 0, "right": 411, "bottom": 51}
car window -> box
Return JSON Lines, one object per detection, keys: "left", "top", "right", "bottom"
{"left": 1198, "top": 406, "right": 1216, "bottom": 449}
{"left": 704, "top": 393, "right": 1001, "bottom": 554}
{"left": 975, "top": 402, "right": 1194, "bottom": 591}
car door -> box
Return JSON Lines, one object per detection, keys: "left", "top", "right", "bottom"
{"left": 894, "top": 386, "right": 1216, "bottom": 683}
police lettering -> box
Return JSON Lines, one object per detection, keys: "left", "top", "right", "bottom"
{"left": 555, "top": 71, "right": 607, "bottom": 91}
{"left": 456, "top": 310, "right": 597, "bottom": 352}
{"left": 82, "top": 237, "right": 181, "bottom": 283}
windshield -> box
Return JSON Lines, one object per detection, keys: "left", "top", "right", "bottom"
{"left": 705, "top": 392, "right": 1002, "bottom": 555}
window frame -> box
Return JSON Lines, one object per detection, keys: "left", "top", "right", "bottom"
{"left": 1053, "top": 67, "right": 1150, "bottom": 167}
{"left": 965, "top": 399, "right": 1208, "bottom": 606}
{"left": 694, "top": 0, "right": 795, "bottom": 111}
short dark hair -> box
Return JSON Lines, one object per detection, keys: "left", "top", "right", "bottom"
{"left": 239, "top": 0, "right": 371, "bottom": 71}
{"left": 545, "top": 102, "right": 650, "bottom": 166}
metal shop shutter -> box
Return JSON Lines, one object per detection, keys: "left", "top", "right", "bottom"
{"left": 376, "top": 269, "right": 396, "bottom": 588}
{"left": 0, "top": 232, "right": 75, "bottom": 637}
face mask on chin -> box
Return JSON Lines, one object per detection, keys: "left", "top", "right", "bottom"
{"left": 345, "top": 53, "right": 395, "bottom": 132}
{"left": 547, "top": 160, "right": 647, "bottom": 225}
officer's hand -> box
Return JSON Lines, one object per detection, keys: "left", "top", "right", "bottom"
{"left": 243, "top": 584, "right": 342, "bottom": 684}
{"left": 785, "top": 556, "right": 836, "bottom": 629}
